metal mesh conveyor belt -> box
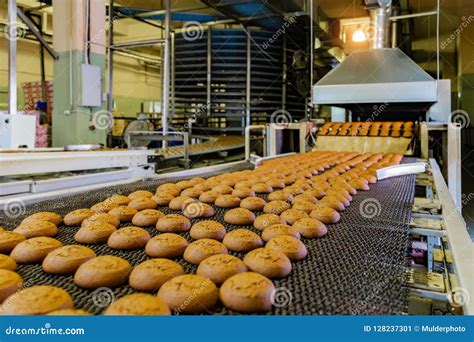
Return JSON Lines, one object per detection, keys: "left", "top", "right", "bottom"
{"left": 0, "top": 162, "right": 415, "bottom": 315}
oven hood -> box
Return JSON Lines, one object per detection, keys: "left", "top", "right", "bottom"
{"left": 312, "top": 48, "right": 438, "bottom": 108}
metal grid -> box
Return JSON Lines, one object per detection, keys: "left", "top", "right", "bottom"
{"left": 0, "top": 163, "right": 414, "bottom": 315}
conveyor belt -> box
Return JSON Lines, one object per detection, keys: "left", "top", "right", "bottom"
{"left": 0, "top": 161, "right": 415, "bottom": 315}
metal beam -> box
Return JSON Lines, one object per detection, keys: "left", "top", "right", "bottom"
{"left": 162, "top": 0, "right": 171, "bottom": 147}
{"left": 107, "top": 0, "right": 114, "bottom": 115}
{"left": 8, "top": 0, "right": 17, "bottom": 115}
{"left": 110, "top": 39, "right": 165, "bottom": 49}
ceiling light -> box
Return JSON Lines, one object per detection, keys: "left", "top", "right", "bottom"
{"left": 352, "top": 27, "right": 367, "bottom": 42}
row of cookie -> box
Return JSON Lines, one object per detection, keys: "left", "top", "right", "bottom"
{"left": 318, "top": 122, "right": 414, "bottom": 137}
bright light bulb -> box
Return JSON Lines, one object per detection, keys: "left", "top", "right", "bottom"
{"left": 352, "top": 29, "right": 367, "bottom": 43}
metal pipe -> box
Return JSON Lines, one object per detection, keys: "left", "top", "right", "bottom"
{"left": 389, "top": 10, "right": 437, "bottom": 20}
{"left": 309, "top": 0, "right": 314, "bottom": 108}
{"left": 8, "top": 0, "right": 17, "bottom": 115}
{"left": 282, "top": 35, "right": 287, "bottom": 111}
{"left": 436, "top": 0, "right": 440, "bottom": 80}
{"left": 110, "top": 39, "right": 165, "bottom": 49}
{"left": 390, "top": 6, "right": 398, "bottom": 48}
{"left": 245, "top": 33, "right": 251, "bottom": 128}
{"left": 369, "top": 6, "right": 392, "bottom": 49}
{"left": 162, "top": 0, "right": 171, "bottom": 147}
{"left": 107, "top": 0, "right": 114, "bottom": 115}
{"left": 206, "top": 29, "right": 212, "bottom": 117}
{"left": 171, "top": 31, "right": 175, "bottom": 119}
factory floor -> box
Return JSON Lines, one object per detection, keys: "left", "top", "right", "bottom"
{"left": 461, "top": 146, "right": 474, "bottom": 241}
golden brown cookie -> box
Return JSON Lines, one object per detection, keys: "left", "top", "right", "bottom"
{"left": 261, "top": 224, "right": 301, "bottom": 242}
{"left": 189, "top": 221, "right": 226, "bottom": 241}
{"left": 47, "top": 309, "right": 91, "bottom": 315}
{"left": 224, "top": 208, "right": 256, "bottom": 225}
{"left": 283, "top": 186, "right": 304, "bottom": 196}
{"left": 240, "top": 197, "right": 266, "bottom": 211}
{"left": 234, "top": 180, "right": 253, "bottom": 189}
{"left": 0, "top": 269, "right": 22, "bottom": 303}
{"left": 2, "top": 285, "right": 73, "bottom": 315}
{"left": 197, "top": 254, "right": 247, "bottom": 285}
{"left": 263, "top": 200, "right": 291, "bottom": 215}
{"left": 107, "top": 226, "right": 151, "bottom": 250}
{"left": 309, "top": 206, "right": 341, "bottom": 224}
{"left": 266, "top": 179, "right": 285, "bottom": 189}
{"left": 104, "top": 293, "right": 171, "bottom": 316}
{"left": 156, "top": 183, "right": 181, "bottom": 197}
{"left": 182, "top": 201, "right": 214, "bottom": 218}
{"left": 129, "top": 258, "right": 184, "bottom": 292}
{"left": 253, "top": 214, "right": 286, "bottom": 231}
{"left": 108, "top": 206, "right": 138, "bottom": 222}
{"left": 266, "top": 235, "right": 307, "bottom": 261}
{"left": 222, "top": 229, "right": 263, "bottom": 252}
{"left": 74, "top": 255, "right": 131, "bottom": 289}
{"left": 42, "top": 245, "right": 96, "bottom": 274}
{"left": 293, "top": 218, "right": 328, "bottom": 238}
{"left": 168, "top": 196, "right": 193, "bottom": 211}
{"left": 349, "top": 178, "right": 370, "bottom": 191}
{"left": 183, "top": 239, "right": 228, "bottom": 265}
{"left": 91, "top": 201, "right": 118, "bottom": 213}
{"left": 231, "top": 188, "right": 256, "bottom": 199}
{"left": 63, "top": 208, "right": 95, "bottom": 226}
{"left": 318, "top": 197, "right": 346, "bottom": 212}
{"left": 251, "top": 183, "right": 273, "bottom": 194}
{"left": 199, "top": 190, "right": 220, "bottom": 204}
{"left": 13, "top": 220, "right": 58, "bottom": 238}
{"left": 180, "top": 187, "right": 203, "bottom": 198}
{"left": 219, "top": 272, "right": 274, "bottom": 312}
{"left": 292, "top": 193, "right": 318, "bottom": 204}
{"left": 131, "top": 209, "right": 164, "bottom": 227}
{"left": 151, "top": 193, "right": 175, "bottom": 206}
{"left": 291, "top": 200, "right": 317, "bottom": 214}
{"left": 280, "top": 208, "right": 309, "bottom": 225}
{"left": 305, "top": 188, "right": 326, "bottom": 199}
{"left": 104, "top": 194, "right": 131, "bottom": 206}
{"left": 215, "top": 195, "right": 241, "bottom": 208}
{"left": 74, "top": 221, "right": 117, "bottom": 244}
{"left": 128, "top": 198, "right": 158, "bottom": 211}
{"left": 176, "top": 180, "right": 193, "bottom": 190}
{"left": 156, "top": 214, "right": 191, "bottom": 233}
{"left": 0, "top": 254, "right": 16, "bottom": 271}
{"left": 21, "top": 212, "right": 62, "bottom": 225}
{"left": 267, "top": 191, "right": 293, "bottom": 202}
{"left": 11, "top": 237, "right": 63, "bottom": 263}
{"left": 128, "top": 190, "right": 153, "bottom": 200}
{"left": 81, "top": 213, "right": 120, "bottom": 228}
{"left": 157, "top": 274, "right": 218, "bottom": 313}
{"left": 212, "top": 185, "right": 234, "bottom": 195}
{"left": 145, "top": 233, "right": 189, "bottom": 258}
{"left": 243, "top": 248, "right": 292, "bottom": 278}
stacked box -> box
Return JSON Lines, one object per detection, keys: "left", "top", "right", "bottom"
{"left": 22, "top": 81, "right": 54, "bottom": 121}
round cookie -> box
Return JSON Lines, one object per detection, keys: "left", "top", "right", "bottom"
{"left": 91, "top": 201, "right": 118, "bottom": 213}
{"left": 2, "top": 285, "right": 73, "bottom": 315}
{"left": 128, "top": 190, "right": 153, "bottom": 200}
{"left": 190, "top": 221, "right": 226, "bottom": 241}
{"left": 156, "top": 183, "right": 181, "bottom": 197}
{"left": 263, "top": 200, "right": 291, "bottom": 215}
{"left": 42, "top": 245, "right": 96, "bottom": 274}
{"left": 291, "top": 200, "right": 317, "bottom": 214}
{"left": 151, "top": 193, "right": 175, "bottom": 206}
{"left": 251, "top": 183, "right": 273, "bottom": 194}
{"left": 309, "top": 206, "right": 341, "bottom": 224}
{"left": 74, "top": 221, "right": 117, "bottom": 244}
{"left": 318, "top": 197, "right": 346, "bottom": 212}
{"left": 131, "top": 209, "right": 164, "bottom": 227}
{"left": 183, "top": 239, "right": 228, "bottom": 265}
{"left": 224, "top": 208, "right": 256, "bottom": 225}
{"left": 129, "top": 258, "right": 184, "bottom": 292}
{"left": 182, "top": 201, "right": 214, "bottom": 218}
{"left": 176, "top": 180, "right": 193, "bottom": 190}
{"left": 215, "top": 195, "right": 241, "bottom": 208}
{"left": 21, "top": 212, "right": 62, "bottom": 226}
{"left": 180, "top": 187, "right": 203, "bottom": 198}
{"left": 81, "top": 213, "right": 120, "bottom": 228}
{"left": 253, "top": 214, "right": 286, "bottom": 231}
{"left": 261, "top": 224, "right": 301, "bottom": 242}
{"left": 47, "top": 309, "right": 91, "bottom": 316}
{"left": 108, "top": 206, "right": 138, "bottom": 222}
{"left": 13, "top": 221, "right": 58, "bottom": 238}
{"left": 199, "top": 190, "right": 220, "bottom": 204}
{"left": 0, "top": 269, "right": 22, "bottom": 303}
{"left": 293, "top": 218, "right": 328, "bottom": 238}
{"left": 168, "top": 196, "right": 193, "bottom": 211}
{"left": 11, "top": 237, "right": 63, "bottom": 263}
{"left": 145, "top": 233, "right": 189, "bottom": 258}
{"left": 222, "top": 229, "right": 263, "bottom": 252}
{"left": 240, "top": 197, "right": 266, "bottom": 211}
{"left": 156, "top": 214, "right": 191, "bottom": 233}
{"left": 0, "top": 254, "right": 16, "bottom": 271}
{"left": 266, "top": 179, "right": 285, "bottom": 189}
{"left": 74, "top": 255, "right": 131, "bottom": 289}
{"left": 219, "top": 272, "right": 274, "bottom": 312}
{"left": 63, "top": 208, "right": 95, "bottom": 226}
{"left": 231, "top": 188, "right": 256, "bottom": 199}
{"left": 243, "top": 248, "right": 292, "bottom": 278}
{"left": 280, "top": 208, "right": 309, "bottom": 225}
{"left": 212, "top": 185, "right": 233, "bottom": 194}
{"left": 128, "top": 197, "right": 158, "bottom": 211}
{"left": 197, "top": 254, "right": 247, "bottom": 284}
{"left": 266, "top": 235, "right": 307, "bottom": 261}
{"left": 267, "top": 191, "right": 293, "bottom": 202}
{"left": 157, "top": 274, "right": 218, "bottom": 313}
{"left": 0, "top": 231, "right": 26, "bottom": 254}
{"left": 306, "top": 188, "right": 326, "bottom": 199}
{"left": 292, "top": 194, "right": 318, "bottom": 204}
{"left": 104, "top": 293, "right": 171, "bottom": 316}
{"left": 107, "top": 226, "right": 151, "bottom": 250}
{"left": 234, "top": 180, "right": 253, "bottom": 189}
{"left": 105, "top": 194, "right": 131, "bottom": 206}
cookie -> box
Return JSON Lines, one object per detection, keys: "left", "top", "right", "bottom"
{"left": 81, "top": 213, "right": 120, "bottom": 228}
{"left": 231, "top": 188, "right": 256, "bottom": 198}
{"left": 156, "top": 183, "right": 181, "bottom": 197}
{"left": 0, "top": 254, "right": 16, "bottom": 271}
{"left": 180, "top": 187, "right": 203, "bottom": 198}
{"left": 74, "top": 255, "right": 131, "bottom": 289}
{"left": 145, "top": 233, "right": 189, "bottom": 258}
{"left": 11, "top": 237, "right": 62, "bottom": 263}
{"left": 283, "top": 186, "right": 304, "bottom": 196}
{"left": 129, "top": 258, "right": 184, "bottom": 292}
{"left": 183, "top": 239, "right": 228, "bottom": 265}
{"left": 104, "top": 194, "right": 131, "bottom": 206}
{"left": 107, "top": 226, "right": 151, "bottom": 250}
{"left": 197, "top": 254, "right": 247, "bottom": 285}
{"left": 224, "top": 208, "right": 256, "bottom": 225}
{"left": 128, "top": 190, "right": 153, "bottom": 200}
{"left": 219, "top": 272, "right": 274, "bottom": 312}
{"left": 253, "top": 214, "right": 286, "bottom": 231}
{"left": 0, "top": 269, "right": 22, "bottom": 303}
{"left": 2, "top": 285, "right": 73, "bottom": 315}
{"left": 151, "top": 193, "right": 175, "bottom": 206}
{"left": 309, "top": 206, "right": 341, "bottom": 224}
{"left": 291, "top": 200, "right": 317, "bottom": 213}
{"left": 176, "top": 180, "right": 193, "bottom": 190}
{"left": 306, "top": 188, "right": 326, "bottom": 199}
{"left": 211, "top": 185, "right": 234, "bottom": 194}
{"left": 215, "top": 195, "right": 241, "bottom": 208}
{"left": 42, "top": 245, "right": 96, "bottom": 274}
{"left": 261, "top": 224, "right": 301, "bottom": 242}
{"left": 63, "top": 208, "right": 95, "bottom": 226}
{"left": 104, "top": 293, "right": 171, "bottom": 316}
{"left": 131, "top": 209, "right": 164, "bottom": 227}
{"left": 157, "top": 274, "right": 218, "bottom": 313}
{"left": 128, "top": 198, "right": 158, "bottom": 211}
{"left": 190, "top": 221, "right": 226, "bottom": 241}
{"left": 349, "top": 178, "right": 370, "bottom": 191}
{"left": 243, "top": 248, "right": 292, "bottom": 278}
{"left": 13, "top": 220, "right": 58, "bottom": 238}
{"left": 168, "top": 196, "right": 193, "bottom": 210}
{"left": 21, "top": 212, "right": 62, "bottom": 225}
{"left": 318, "top": 197, "right": 346, "bottom": 212}
{"left": 280, "top": 208, "right": 309, "bottom": 225}
{"left": 199, "top": 190, "right": 220, "bottom": 204}
{"left": 47, "top": 309, "right": 91, "bottom": 315}
{"left": 267, "top": 191, "right": 293, "bottom": 202}
{"left": 108, "top": 206, "right": 138, "bottom": 222}
{"left": 266, "top": 179, "right": 285, "bottom": 189}
{"left": 0, "top": 232, "right": 28, "bottom": 254}
{"left": 292, "top": 194, "right": 318, "bottom": 204}
{"left": 91, "top": 201, "right": 118, "bottom": 213}
{"left": 263, "top": 200, "right": 291, "bottom": 215}
{"left": 240, "top": 197, "right": 266, "bottom": 211}
{"left": 234, "top": 180, "right": 253, "bottom": 189}
{"left": 266, "top": 235, "right": 307, "bottom": 260}
{"left": 182, "top": 201, "right": 214, "bottom": 218}
{"left": 251, "top": 183, "right": 273, "bottom": 194}
{"left": 156, "top": 214, "right": 191, "bottom": 233}
{"left": 222, "top": 229, "right": 263, "bottom": 252}
{"left": 74, "top": 221, "right": 117, "bottom": 244}
{"left": 293, "top": 218, "right": 328, "bottom": 238}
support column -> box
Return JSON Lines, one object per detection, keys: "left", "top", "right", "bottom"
{"left": 52, "top": 0, "right": 106, "bottom": 146}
